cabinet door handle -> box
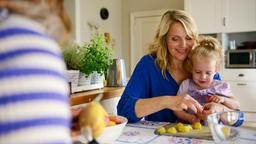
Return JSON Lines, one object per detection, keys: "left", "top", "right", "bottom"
{"left": 238, "top": 74, "right": 244, "bottom": 77}
{"left": 222, "top": 17, "right": 226, "bottom": 26}
{"left": 237, "top": 83, "right": 247, "bottom": 86}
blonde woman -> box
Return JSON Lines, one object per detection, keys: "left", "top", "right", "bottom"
{"left": 175, "top": 36, "right": 240, "bottom": 124}
{"left": 117, "top": 10, "right": 226, "bottom": 123}
{"left": 0, "top": 0, "right": 72, "bottom": 143}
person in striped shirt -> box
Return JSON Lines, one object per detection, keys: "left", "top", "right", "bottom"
{"left": 0, "top": 0, "right": 72, "bottom": 143}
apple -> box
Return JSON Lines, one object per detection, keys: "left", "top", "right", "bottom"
{"left": 108, "top": 116, "right": 122, "bottom": 124}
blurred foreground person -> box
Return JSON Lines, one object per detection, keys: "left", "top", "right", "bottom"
{"left": 0, "top": 0, "right": 72, "bottom": 143}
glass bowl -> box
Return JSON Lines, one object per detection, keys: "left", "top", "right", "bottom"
{"left": 207, "top": 111, "right": 256, "bottom": 143}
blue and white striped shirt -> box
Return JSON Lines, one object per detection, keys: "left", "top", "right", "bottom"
{"left": 0, "top": 14, "right": 71, "bottom": 143}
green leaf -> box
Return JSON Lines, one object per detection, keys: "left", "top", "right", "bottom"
{"left": 79, "top": 33, "right": 113, "bottom": 76}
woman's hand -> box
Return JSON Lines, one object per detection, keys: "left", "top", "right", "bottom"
{"left": 170, "top": 94, "right": 203, "bottom": 114}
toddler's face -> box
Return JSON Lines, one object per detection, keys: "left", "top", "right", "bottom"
{"left": 191, "top": 56, "right": 216, "bottom": 89}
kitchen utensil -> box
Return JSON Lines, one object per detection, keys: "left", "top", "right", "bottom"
{"left": 107, "top": 58, "right": 127, "bottom": 87}
{"left": 93, "top": 93, "right": 103, "bottom": 102}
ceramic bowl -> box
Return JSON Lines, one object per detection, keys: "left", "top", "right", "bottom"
{"left": 96, "top": 115, "right": 127, "bottom": 143}
{"left": 78, "top": 115, "right": 127, "bottom": 144}
{"left": 207, "top": 111, "right": 256, "bottom": 143}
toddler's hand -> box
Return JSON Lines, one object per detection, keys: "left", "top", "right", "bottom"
{"left": 209, "top": 95, "right": 225, "bottom": 103}
{"left": 205, "top": 95, "right": 225, "bottom": 103}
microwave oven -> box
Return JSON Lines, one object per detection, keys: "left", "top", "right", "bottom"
{"left": 226, "top": 49, "right": 256, "bottom": 68}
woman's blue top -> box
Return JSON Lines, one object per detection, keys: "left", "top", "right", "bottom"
{"left": 117, "top": 55, "right": 221, "bottom": 123}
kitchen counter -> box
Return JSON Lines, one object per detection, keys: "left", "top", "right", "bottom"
{"left": 70, "top": 87, "right": 125, "bottom": 106}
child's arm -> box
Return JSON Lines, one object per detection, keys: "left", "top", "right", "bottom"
{"left": 209, "top": 95, "right": 240, "bottom": 109}
{"left": 210, "top": 81, "right": 240, "bottom": 110}
{"left": 174, "top": 110, "right": 200, "bottom": 124}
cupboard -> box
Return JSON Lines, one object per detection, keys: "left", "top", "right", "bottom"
{"left": 185, "top": 0, "right": 256, "bottom": 34}
{"left": 221, "top": 69, "right": 256, "bottom": 111}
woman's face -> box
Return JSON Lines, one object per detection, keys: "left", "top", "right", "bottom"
{"left": 167, "top": 22, "right": 194, "bottom": 61}
{"left": 191, "top": 56, "right": 217, "bottom": 89}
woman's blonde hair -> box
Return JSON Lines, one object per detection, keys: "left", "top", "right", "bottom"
{"left": 0, "top": 0, "right": 71, "bottom": 45}
{"left": 147, "top": 10, "right": 198, "bottom": 77}
{"left": 184, "top": 36, "right": 224, "bottom": 74}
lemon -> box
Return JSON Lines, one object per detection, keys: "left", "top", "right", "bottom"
{"left": 222, "top": 127, "right": 231, "bottom": 138}
{"left": 182, "top": 125, "right": 191, "bottom": 133}
{"left": 156, "top": 127, "right": 166, "bottom": 134}
{"left": 187, "top": 125, "right": 193, "bottom": 131}
{"left": 176, "top": 124, "right": 191, "bottom": 133}
{"left": 166, "top": 127, "right": 177, "bottom": 134}
{"left": 176, "top": 123, "right": 188, "bottom": 132}
{"left": 175, "top": 122, "right": 184, "bottom": 129}
{"left": 192, "top": 122, "right": 202, "bottom": 130}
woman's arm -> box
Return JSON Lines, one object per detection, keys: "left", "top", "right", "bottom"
{"left": 135, "top": 94, "right": 203, "bottom": 118}
{"left": 135, "top": 96, "right": 170, "bottom": 118}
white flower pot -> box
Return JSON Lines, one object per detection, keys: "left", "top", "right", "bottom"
{"left": 91, "top": 71, "right": 104, "bottom": 84}
{"left": 78, "top": 72, "right": 91, "bottom": 86}
{"left": 66, "top": 70, "right": 79, "bottom": 87}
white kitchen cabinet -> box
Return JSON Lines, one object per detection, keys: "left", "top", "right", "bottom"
{"left": 184, "top": 0, "right": 222, "bottom": 34}
{"left": 228, "top": 81, "right": 256, "bottom": 111}
{"left": 221, "top": 69, "right": 256, "bottom": 111}
{"left": 185, "top": 0, "right": 256, "bottom": 34}
{"left": 223, "top": 0, "right": 256, "bottom": 33}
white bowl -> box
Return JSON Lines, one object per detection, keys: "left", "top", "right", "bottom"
{"left": 207, "top": 111, "right": 256, "bottom": 143}
{"left": 97, "top": 115, "right": 127, "bottom": 143}
{"left": 78, "top": 115, "right": 127, "bottom": 144}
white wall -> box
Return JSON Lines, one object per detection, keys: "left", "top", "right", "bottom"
{"left": 65, "top": 0, "right": 122, "bottom": 58}
{"left": 64, "top": 0, "right": 76, "bottom": 41}
{"left": 121, "top": 0, "right": 184, "bottom": 76}
{"left": 65, "top": 0, "right": 184, "bottom": 76}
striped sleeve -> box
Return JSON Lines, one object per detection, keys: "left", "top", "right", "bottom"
{"left": 0, "top": 28, "right": 72, "bottom": 143}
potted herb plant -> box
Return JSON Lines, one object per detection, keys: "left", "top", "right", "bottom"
{"left": 63, "top": 43, "right": 82, "bottom": 87}
{"left": 79, "top": 33, "right": 113, "bottom": 84}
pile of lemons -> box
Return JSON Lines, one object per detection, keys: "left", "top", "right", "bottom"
{"left": 156, "top": 122, "right": 202, "bottom": 134}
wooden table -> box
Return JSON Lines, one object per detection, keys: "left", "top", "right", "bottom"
{"left": 70, "top": 87, "right": 125, "bottom": 106}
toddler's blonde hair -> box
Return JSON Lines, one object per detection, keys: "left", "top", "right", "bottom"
{"left": 184, "top": 36, "right": 224, "bottom": 73}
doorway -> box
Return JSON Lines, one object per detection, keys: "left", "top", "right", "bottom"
{"left": 130, "top": 10, "right": 168, "bottom": 74}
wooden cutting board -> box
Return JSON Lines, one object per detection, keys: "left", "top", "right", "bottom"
{"left": 154, "top": 123, "right": 213, "bottom": 140}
